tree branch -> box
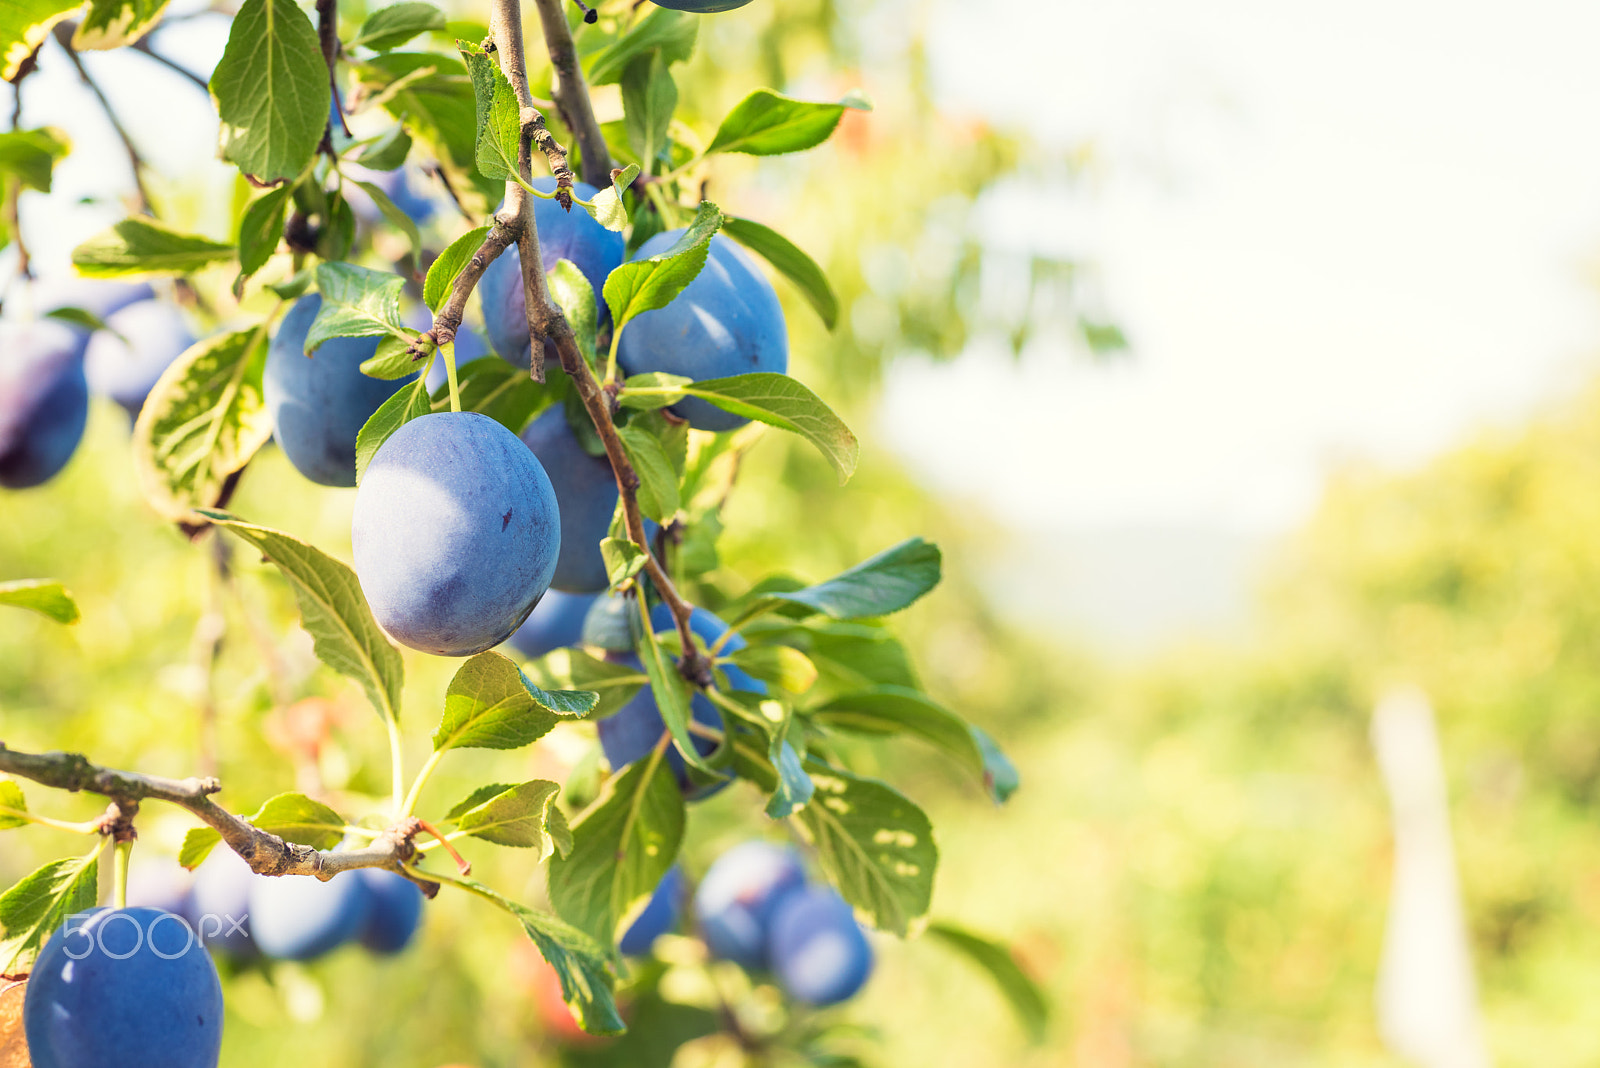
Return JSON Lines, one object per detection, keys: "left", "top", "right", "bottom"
{"left": 51, "top": 23, "right": 151, "bottom": 214}
{"left": 529, "top": 0, "right": 611, "bottom": 188}
{"left": 316, "top": 0, "right": 352, "bottom": 141}
{"left": 420, "top": 216, "right": 520, "bottom": 352}
{"left": 129, "top": 37, "right": 209, "bottom": 91}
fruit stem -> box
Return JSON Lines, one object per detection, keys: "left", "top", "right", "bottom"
{"left": 386, "top": 715, "right": 406, "bottom": 817}
{"left": 113, "top": 839, "right": 131, "bottom": 909}
{"left": 443, "top": 341, "right": 462, "bottom": 413}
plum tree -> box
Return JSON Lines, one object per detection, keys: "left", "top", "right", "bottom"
{"left": 477, "top": 177, "right": 624, "bottom": 368}
{"left": 519, "top": 406, "right": 624, "bottom": 593}
{"left": 508, "top": 588, "right": 598, "bottom": 659}
{"left": 84, "top": 299, "right": 195, "bottom": 420}
{"left": 0, "top": 319, "right": 90, "bottom": 489}
{"left": 265, "top": 294, "right": 415, "bottom": 487}
{"left": 693, "top": 842, "right": 807, "bottom": 969}
{"left": 356, "top": 869, "right": 425, "bottom": 955}
{"left": 23, "top": 907, "right": 224, "bottom": 1068}
{"left": 618, "top": 865, "right": 686, "bottom": 956}
{"left": 249, "top": 871, "right": 371, "bottom": 961}
{"left": 352, "top": 411, "right": 561, "bottom": 656}
{"left": 615, "top": 233, "right": 788, "bottom": 431}
{"left": 768, "top": 886, "right": 875, "bottom": 1006}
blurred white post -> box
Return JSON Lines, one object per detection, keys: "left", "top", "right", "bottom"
{"left": 1371, "top": 686, "right": 1492, "bottom": 1068}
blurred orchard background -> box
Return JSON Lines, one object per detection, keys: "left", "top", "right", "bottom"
{"left": 7, "top": 0, "right": 1600, "bottom": 1064}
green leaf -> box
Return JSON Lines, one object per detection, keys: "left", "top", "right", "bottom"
{"left": 446, "top": 357, "right": 549, "bottom": 433}
{"left": 622, "top": 52, "right": 675, "bottom": 173}
{"left": 425, "top": 224, "right": 490, "bottom": 311}
{"left": 354, "top": 376, "right": 431, "bottom": 483}
{"left": 548, "top": 755, "right": 685, "bottom": 951}
{"left": 352, "top": 124, "right": 413, "bottom": 171}
{"left": 245, "top": 792, "right": 348, "bottom": 850}
{"left": 635, "top": 606, "right": 713, "bottom": 775}
{"left": 444, "top": 782, "right": 518, "bottom": 821}
{"left": 522, "top": 648, "right": 648, "bottom": 719}
{"left": 41, "top": 306, "right": 106, "bottom": 333}
{"left": 359, "top": 334, "right": 422, "bottom": 380}
{"left": 601, "top": 536, "right": 647, "bottom": 590}
{"left": 210, "top": 0, "right": 331, "bottom": 184}
{"left": 0, "top": 580, "right": 78, "bottom": 624}
{"left": 132, "top": 326, "right": 273, "bottom": 521}
{"left": 548, "top": 259, "right": 598, "bottom": 364}
{"left": 617, "top": 372, "right": 692, "bottom": 411}
{"left": 722, "top": 215, "right": 838, "bottom": 330}
{"left": 728, "top": 644, "right": 816, "bottom": 695}
{"left": 706, "top": 88, "right": 855, "bottom": 157}
{"left": 350, "top": 1, "right": 445, "bottom": 51}
{"left": 202, "top": 511, "right": 404, "bottom": 725}
{"left": 0, "top": 1, "right": 79, "bottom": 82}
{"left": 603, "top": 200, "right": 722, "bottom": 332}
{"left": 458, "top": 39, "right": 523, "bottom": 183}
{"left": 585, "top": 6, "right": 696, "bottom": 86}
{"left": 73, "top": 0, "right": 168, "bottom": 49}
{"left": 354, "top": 52, "right": 497, "bottom": 213}
{"left": 793, "top": 761, "right": 936, "bottom": 936}
{"left": 0, "top": 850, "right": 101, "bottom": 975}
{"left": 435, "top": 650, "right": 597, "bottom": 753}
{"left": 740, "top": 538, "right": 940, "bottom": 621}
{"left": 812, "top": 687, "right": 1017, "bottom": 804}
{"left": 454, "top": 779, "right": 570, "bottom": 857}
{"left": 926, "top": 923, "right": 1050, "bottom": 1042}
{"left": 0, "top": 780, "right": 28, "bottom": 831}
{"left": 0, "top": 127, "right": 70, "bottom": 193}
{"left": 457, "top": 878, "right": 624, "bottom": 1034}
{"left": 178, "top": 827, "right": 221, "bottom": 870}
{"left": 580, "top": 162, "right": 638, "bottom": 234}
{"left": 353, "top": 178, "right": 424, "bottom": 262}
{"left": 616, "top": 424, "right": 680, "bottom": 522}
{"left": 307, "top": 262, "right": 406, "bottom": 351}
{"left": 236, "top": 184, "right": 292, "bottom": 278}
{"left": 71, "top": 216, "right": 235, "bottom": 278}
{"left": 267, "top": 267, "right": 314, "bottom": 300}
{"left": 763, "top": 701, "right": 812, "bottom": 819}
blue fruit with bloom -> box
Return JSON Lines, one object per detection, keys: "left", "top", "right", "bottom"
{"left": 84, "top": 299, "right": 195, "bottom": 420}
{"left": 650, "top": 0, "right": 756, "bottom": 10}
{"left": 519, "top": 406, "right": 623, "bottom": 593}
{"left": 249, "top": 870, "right": 371, "bottom": 961}
{"left": 356, "top": 869, "right": 425, "bottom": 955}
{"left": 0, "top": 320, "right": 89, "bottom": 489}
{"left": 619, "top": 864, "right": 686, "bottom": 956}
{"left": 768, "top": 885, "right": 874, "bottom": 1005}
{"left": 693, "top": 841, "right": 807, "bottom": 969}
{"left": 508, "top": 588, "right": 598, "bottom": 658}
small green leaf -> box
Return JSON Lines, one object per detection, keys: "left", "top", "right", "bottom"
{"left": 73, "top": 0, "right": 168, "bottom": 49}
{"left": 616, "top": 424, "right": 680, "bottom": 522}
{"left": 434, "top": 650, "right": 597, "bottom": 753}
{"left": 580, "top": 163, "right": 638, "bottom": 234}
{"left": 350, "top": 1, "right": 445, "bottom": 51}
{"left": 585, "top": 6, "right": 696, "bottom": 86}
{"left": 307, "top": 262, "right": 406, "bottom": 351}
{"left": 764, "top": 702, "right": 812, "bottom": 819}
{"left": 354, "top": 52, "right": 498, "bottom": 213}
{"left": 622, "top": 52, "right": 675, "bottom": 173}
{"left": 359, "top": 334, "right": 422, "bottom": 381}
{"left": 926, "top": 923, "right": 1050, "bottom": 1042}
{"left": 247, "top": 792, "right": 349, "bottom": 850}
{"left": 728, "top": 644, "right": 816, "bottom": 695}
{"left": 617, "top": 372, "right": 692, "bottom": 411}
{"left": 352, "top": 124, "right": 413, "bottom": 171}
{"left": 458, "top": 39, "right": 523, "bottom": 183}
{"left": 71, "top": 217, "right": 235, "bottom": 278}
{"left": 178, "top": 828, "right": 222, "bottom": 870}
{"left": 0, "top": 780, "right": 28, "bottom": 831}
{"left": 455, "top": 779, "right": 569, "bottom": 857}
{"left": 665, "top": 372, "right": 857, "bottom": 483}
{"left": 635, "top": 608, "right": 715, "bottom": 775}
{"left": 706, "top": 88, "right": 854, "bottom": 157}
{"left": 793, "top": 761, "right": 936, "bottom": 936}
{"left": 202, "top": 511, "right": 405, "bottom": 725}
{"left": 600, "top": 536, "right": 647, "bottom": 591}
{"left": 41, "top": 306, "right": 107, "bottom": 333}
{"left": 210, "top": 0, "right": 331, "bottom": 184}
{"left": 354, "top": 178, "right": 424, "bottom": 262}
{"left": 425, "top": 224, "right": 490, "bottom": 311}
{"left": 267, "top": 267, "right": 314, "bottom": 300}
{"left": 355, "top": 376, "right": 431, "bottom": 483}
{"left": 603, "top": 201, "right": 721, "bottom": 331}
{"left": 548, "top": 755, "right": 685, "bottom": 951}
{"left": 132, "top": 326, "right": 273, "bottom": 521}
{"left": 522, "top": 649, "right": 648, "bottom": 719}
{"left": 0, "top": 849, "right": 100, "bottom": 975}
{"left": 0, "top": 580, "right": 78, "bottom": 624}
{"left": 722, "top": 215, "right": 838, "bottom": 330}
{"left": 0, "top": 126, "right": 70, "bottom": 193}
{"left": 548, "top": 259, "right": 598, "bottom": 364}
{"left": 237, "top": 184, "right": 293, "bottom": 278}
{"left": 739, "top": 538, "right": 941, "bottom": 621}
{"left": 444, "top": 782, "right": 519, "bottom": 822}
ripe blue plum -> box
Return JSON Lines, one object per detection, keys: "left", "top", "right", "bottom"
{"left": 693, "top": 841, "right": 806, "bottom": 969}
{"left": 190, "top": 849, "right": 259, "bottom": 957}
{"left": 0, "top": 320, "right": 90, "bottom": 489}
{"left": 614, "top": 232, "right": 787, "bottom": 431}
{"left": 372, "top": 166, "right": 438, "bottom": 224}
{"left": 650, "top": 0, "right": 756, "bottom": 9}
{"left": 619, "top": 865, "right": 686, "bottom": 956}
{"left": 352, "top": 411, "right": 562, "bottom": 656}
{"left": 519, "top": 406, "right": 620, "bottom": 592}
{"left": 84, "top": 299, "right": 195, "bottom": 419}
{"left": 508, "top": 588, "right": 598, "bottom": 659}
{"left": 24, "top": 907, "right": 224, "bottom": 1068}
{"left": 265, "top": 293, "right": 416, "bottom": 487}
{"left": 249, "top": 870, "right": 371, "bottom": 961}
{"left": 33, "top": 278, "right": 154, "bottom": 321}
{"left": 478, "top": 178, "right": 625, "bottom": 368}
{"left": 356, "top": 869, "right": 425, "bottom": 955}
{"left": 767, "top": 885, "right": 874, "bottom": 1006}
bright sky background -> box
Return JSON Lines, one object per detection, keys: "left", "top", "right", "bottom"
{"left": 884, "top": 0, "right": 1600, "bottom": 536}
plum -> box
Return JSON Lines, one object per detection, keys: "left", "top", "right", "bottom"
{"left": 693, "top": 841, "right": 807, "bottom": 969}
{"left": 519, "top": 406, "right": 622, "bottom": 593}
{"left": 24, "top": 907, "right": 224, "bottom": 1068}
{"left": 190, "top": 849, "right": 259, "bottom": 957}
{"left": 614, "top": 232, "right": 787, "bottom": 431}
{"left": 650, "top": 0, "right": 756, "bottom": 9}
{"left": 619, "top": 864, "right": 686, "bottom": 956}
{"left": 265, "top": 293, "right": 416, "bottom": 487}
{"left": 84, "top": 299, "right": 195, "bottom": 420}
{"left": 356, "top": 868, "right": 425, "bottom": 955}
{"left": 767, "top": 885, "right": 874, "bottom": 1006}
{"left": 32, "top": 278, "right": 155, "bottom": 322}
{"left": 0, "top": 319, "right": 90, "bottom": 489}
{"left": 478, "top": 177, "right": 625, "bottom": 368}
{"left": 352, "top": 411, "right": 561, "bottom": 656}
{"left": 508, "top": 588, "right": 598, "bottom": 659}
{"left": 249, "top": 870, "right": 371, "bottom": 961}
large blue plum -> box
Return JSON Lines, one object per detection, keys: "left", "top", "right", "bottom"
{"left": 265, "top": 293, "right": 416, "bottom": 487}
{"left": 84, "top": 299, "right": 195, "bottom": 420}
{"left": 356, "top": 869, "right": 425, "bottom": 954}
{"left": 508, "top": 588, "right": 598, "bottom": 658}
{"left": 352, "top": 411, "right": 561, "bottom": 656}
{"left": 767, "top": 885, "right": 874, "bottom": 1005}
{"left": 0, "top": 319, "right": 90, "bottom": 489}
{"left": 33, "top": 278, "right": 154, "bottom": 321}
{"left": 614, "top": 232, "right": 787, "bottom": 431}
{"left": 478, "top": 178, "right": 625, "bottom": 368}
{"left": 618, "top": 864, "right": 686, "bottom": 956}
{"left": 24, "top": 907, "right": 224, "bottom": 1068}
{"left": 650, "top": 0, "right": 756, "bottom": 9}
{"left": 693, "top": 841, "right": 807, "bottom": 969}
{"left": 249, "top": 870, "right": 371, "bottom": 961}
{"left": 190, "top": 849, "right": 259, "bottom": 957}
{"left": 519, "top": 406, "right": 621, "bottom": 593}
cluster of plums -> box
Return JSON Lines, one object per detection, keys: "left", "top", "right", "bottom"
{"left": 0, "top": 279, "right": 193, "bottom": 489}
